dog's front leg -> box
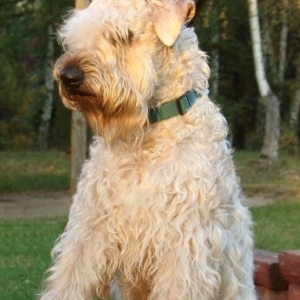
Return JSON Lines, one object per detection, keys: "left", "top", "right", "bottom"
{"left": 38, "top": 212, "right": 115, "bottom": 300}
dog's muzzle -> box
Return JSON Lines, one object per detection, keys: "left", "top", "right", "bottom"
{"left": 59, "top": 66, "right": 83, "bottom": 89}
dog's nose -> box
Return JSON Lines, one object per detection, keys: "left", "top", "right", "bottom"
{"left": 59, "top": 67, "right": 83, "bottom": 88}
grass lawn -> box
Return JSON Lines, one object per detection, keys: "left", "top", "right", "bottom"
{"left": 234, "top": 150, "right": 300, "bottom": 202}
{"left": 234, "top": 151, "right": 300, "bottom": 250}
{"left": 0, "top": 217, "right": 67, "bottom": 300}
{"left": 0, "top": 151, "right": 70, "bottom": 193}
{"left": 251, "top": 201, "right": 300, "bottom": 251}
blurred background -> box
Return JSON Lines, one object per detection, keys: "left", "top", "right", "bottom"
{"left": 1, "top": 0, "right": 299, "bottom": 157}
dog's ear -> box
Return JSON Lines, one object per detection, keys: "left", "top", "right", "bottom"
{"left": 149, "top": 0, "right": 195, "bottom": 46}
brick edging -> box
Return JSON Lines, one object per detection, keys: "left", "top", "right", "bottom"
{"left": 254, "top": 249, "right": 300, "bottom": 300}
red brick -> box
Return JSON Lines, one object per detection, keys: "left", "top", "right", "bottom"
{"left": 289, "top": 284, "right": 300, "bottom": 300}
{"left": 255, "top": 285, "right": 288, "bottom": 300}
{"left": 254, "top": 250, "right": 288, "bottom": 290}
{"left": 279, "top": 251, "right": 300, "bottom": 284}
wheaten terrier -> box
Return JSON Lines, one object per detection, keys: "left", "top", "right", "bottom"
{"left": 39, "top": 0, "right": 256, "bottom": 299}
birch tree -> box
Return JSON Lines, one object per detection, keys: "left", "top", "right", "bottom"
{"left": 70, "top": 0, "right": 90, "bottom": 193}
{"left": 278, "top": 0, "right": 288, "bottom": 83}
{"left": 248, "top": 0, "right": 280, "bottom": 163}
{"left": 38, "top": 26, "right": 55, "bottom": 150}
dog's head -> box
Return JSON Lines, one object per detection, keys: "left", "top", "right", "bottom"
{"left": 54, "top": 0, "right": 198, "bottom": 150}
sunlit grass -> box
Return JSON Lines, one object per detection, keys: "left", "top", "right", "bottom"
{"left": 0, "top": 151, "right": 70, "bottom": 193}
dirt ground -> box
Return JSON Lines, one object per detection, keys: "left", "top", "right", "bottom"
{"left": 0, "top": 190, "right": 277, "bottom": 219}
{"left": 0, "top": 191, "right": 72, "bottom": 219}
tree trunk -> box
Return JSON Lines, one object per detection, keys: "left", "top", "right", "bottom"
{"left": 70, "top": 0, "right": 90, "bottom": 193}
{"left": 278, "top": 2, "right": 288, "bottom": 83}
{"left": 289, "top": 89, "right": 300, "bottom": 133}
{"left": 248, "top": 0, "right": 280, "bottom": 163}
{"left": 260, "top": 93, "right": 280, "bottom": 160}
{"left": 38, "top": 25, "right": 54, "bottom": 150}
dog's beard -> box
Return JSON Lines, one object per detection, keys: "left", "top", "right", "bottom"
{"left": 60, "top": 83, "right": 148, "bottom": 151}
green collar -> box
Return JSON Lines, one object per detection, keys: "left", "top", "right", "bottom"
{"left": 148, "top": 90, "right": 197, "bottom": 124}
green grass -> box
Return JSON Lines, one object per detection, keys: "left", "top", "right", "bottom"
{"left": 234, "top": 151, "right": 300, "bottom": 251}
{"left": 0, "top": 151, "right": 70, "bottom": 193}
{"left": 0, "top": 217, "right": 66, "bottom": 300}
{"left": 251, "top": 201, "right": 300, "bottom": 252}
{"left": 234, "top": 150, "right": 300, "bottom": 201}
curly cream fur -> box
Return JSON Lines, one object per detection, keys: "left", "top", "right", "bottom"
{"left": 39, "top": 0, "right": 256, "bottom": 299}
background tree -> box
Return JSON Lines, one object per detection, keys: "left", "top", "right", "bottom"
{"left": 0, "top": 0, "right": 299, "bottom": 161}
{"left": 195, "top": 0, "right": 259, "bottom": 149}
{"left": 248, "top": 0, "right": 280, "bottom": 163}
{"left": 0, "top": 0, "right": 73, "bottom": 150}
{"left": 258, "top": 0, "right": 300, "bottom": 154}
{"left": 37, "top": 25, "right": 55, "bottom": 150}
{"left": 286, "top": 1, "right": 300, "bottom": 153}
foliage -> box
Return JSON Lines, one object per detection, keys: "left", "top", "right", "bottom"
{"left": 0, "top": 57, "right": 40, "bottom": 149}
{"left": 0, "top": 0, "right": 73, "bottom": 150}
{"left": 0, "top": 150, "right": 70, "bottom": 193}
{"left": 196, "top": 0, "right": 300, "bottom": 150}
{"left": 0, "top": 0, "right": 300, "bottom": 151}
{"left": 280, "top": 126, "right": 299, "bottom": 155}
{"left": 195, "top": 0, "right": 259, "bottom": 149}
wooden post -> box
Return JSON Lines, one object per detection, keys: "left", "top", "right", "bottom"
{"left": 70, "top": 0, "right": 90, "bottom": 193}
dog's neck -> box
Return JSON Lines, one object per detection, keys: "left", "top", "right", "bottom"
{"left": 148, "top": 90, "right": 196, "bottom": 124}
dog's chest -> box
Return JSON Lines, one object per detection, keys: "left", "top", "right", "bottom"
{"left": 97, "top": 147, "right": 201, "bottom": 219}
